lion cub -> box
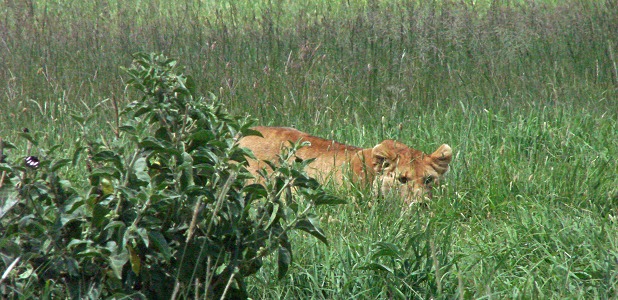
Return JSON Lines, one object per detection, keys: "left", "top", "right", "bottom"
{"left": 238, "top": 126, "right": 452, "bottom": 204}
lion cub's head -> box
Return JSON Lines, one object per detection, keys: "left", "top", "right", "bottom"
{"left": 370, "top": 140, "right": 452, "bottom": 205}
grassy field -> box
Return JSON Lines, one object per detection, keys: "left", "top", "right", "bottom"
{"left": 2, "top": 0, "right": 618, "bottom": 298}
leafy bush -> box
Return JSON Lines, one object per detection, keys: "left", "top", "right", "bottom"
{"left": 0, "top": 52, "right": 343, "bottom": 299}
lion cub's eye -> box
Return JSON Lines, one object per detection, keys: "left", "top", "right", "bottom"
{"left": 424, "top": 176, "right": 434, "bottom": 185}
{"left": 398, "top": 176, "right": 409, "bottom": 184}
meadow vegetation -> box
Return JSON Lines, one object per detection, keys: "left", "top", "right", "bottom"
{"left": 1, "top": 0, "right": 617, "bottom": 298}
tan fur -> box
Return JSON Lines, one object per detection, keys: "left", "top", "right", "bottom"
{"left": 238, "top": 126, "right": 452, "bottom": 204}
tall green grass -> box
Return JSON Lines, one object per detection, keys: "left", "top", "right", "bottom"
{"left": 1, "top": 0, "right": 617, "bottom": 298}
{"left": 2, "top": 0, "right": 616, "bottom": 133}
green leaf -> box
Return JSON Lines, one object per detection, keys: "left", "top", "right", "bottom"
{"left": 139, "top": 138, "right": 167, "bottom": 151}
{"left": 0, "top": 192, "right": 19, "bottom": 218}
{"left": 104, "top": 221, "right": 127, "bottom": 232}
{"left": 154, "top": 127, "right": 171, "bottom": 142}
{"left": 133, "top": 105, "right": 153, "bottom": 118}
{"left": 0, "top": 163, "right": 12, "bottom": 173}
{"left": 139, "top": 137, "right": 180, "bottom": 156}
{"left": 18, "top": 264, "right": 35, "bottom": 279}
{"left": 76, "top": 248, "right": 106, "bottom": 259}
{"left": 18, "top": 132, "right": 37, "bottom": 146}
{"left": 148, "top": 231, "right": 171, "bottom": 261}
{"left": 92, "top": 150, "right": 123, "bottom": 170}
{"left": 67, "top": 239, "right": 92, "bottom": 250}
{"left": 277, "top": 246, "right": 291, "bottom": 279}
{"left": 132, "top": 157, "right": 150, "bottom": 183}
{"left": 128, "top": 245, "right": 141, "bottom": 276}
{"left": 164, "top": 57, "right": 177, "bottom": 68}
{"left": 292, "top": 177, "right": 319, "bottom": 189}
{"left": 179, "top": 152, "right": 194, "bottom": 188}
{"left": 300, "top": 188, "right": 346, "bottom": 205}
{"left": 109, "top": 249, "right": 129, "bottom": 279}
{"left": 185, "top": 185, "right": 208, "bottom": 196}
{"left": 242, "top": 183, "right": 267, "bottom": 199}
{"left": 241, "top": 128, "right": 263, "bottom": 138}
{"left": 262, "top": 160, "right": 278, "bottom": 172}
{"left": 360, "top": 262, "right": 394, "bottom": 274}
{"left": 314, "top": 193, "right": 346, "bottom": 205}
{"left": 90, "top": 166, "right": 121, "bottom": 180}
{"left": 50, "top": 158, "right": 72, "bottom": 172}
{"left": 185, "top": 75, "right": 197, "bottom": 98}
{"left": 70, "top": 113, "right": 86, "bottom": 125}
{"left": 118, "top": 125, "right": 137, "bottom": 135}
{"left": 92, "top": 204, "right": 110, "bottom": 228}
{"left": 370, "top": 242, "right": 402, "bottom": 259}
{"left": 72, "top": 146, "right": 85, "bottom": 167}
{"left": 189, "top": 129, "right": 215, "bottom": 143}
{"left": 136, "top": 227, "right": 149, "bottom": 247}
{"left": 265, "top": 203, "right": 280, "bottom": 229}
{"left": 49, "top": 144, "right": 63, "bottom": 153}
{"left": 295, "top": 216, "right": 328, "bottom": 245}
{"left": 1, "top": 140, "right": 17, "bottom": 149}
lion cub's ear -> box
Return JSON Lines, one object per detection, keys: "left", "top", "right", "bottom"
{"left": 428, "top": 144, "right": 452, "bottom": 174}
{"left": 372, "top": 140, "right": 398, "bottom": 172}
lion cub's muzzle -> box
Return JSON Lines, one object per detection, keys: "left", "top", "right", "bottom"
{"left": 373, "top": 174, "right": 436, "bottom": 205}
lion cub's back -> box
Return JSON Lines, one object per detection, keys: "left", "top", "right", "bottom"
{"left": 238, "top": 126, "right": 308, "bottom": 161}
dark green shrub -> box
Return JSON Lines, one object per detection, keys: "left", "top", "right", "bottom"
{"left": 0, "top": 52, "right": 343, "bottom": 299}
